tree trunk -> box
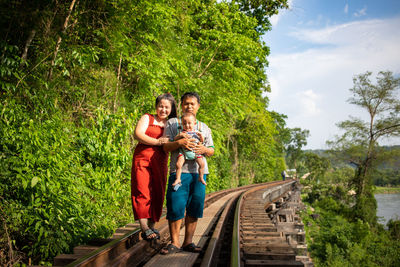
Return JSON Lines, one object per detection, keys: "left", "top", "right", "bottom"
{"left": 48, "top": 0, "right": 77, "bottom": 80}
{"left": 353, "top": 148, "right": 376, "bottom": 223}
{"left": 232, "top": 138, "right": 239, "bottom": 187}
{"left": 113, "top": 52, "right": 123, "bottom": 113}
{"left": 20, "top": 29, "right": 36, "bottom": 66}
{"left": 43, "top": 0, "right": 59, "bottom": 40}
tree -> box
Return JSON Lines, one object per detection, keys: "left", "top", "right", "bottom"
{"left": 285, "top": 128, "right": 310, "bottom": 172}
{"left": 269, "top": 111, "right": 291, "bottom": 153}
{"left": 234, "top": 0, "right": 289, "bottom": 33}
{"left": 303, "top": 152, "right": 331, "bottom": 183}
{"left": 328, "top": 71, "right": 400, "bottom": 225}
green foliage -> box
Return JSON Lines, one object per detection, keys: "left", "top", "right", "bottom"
{"left": 235, "top": 0, "right": 289, "bottom": 34}
{"left": 285, "top": 128, "right": 310, "bottom": 170}
{"left": 325, "top": 166, "right": 355, "bottom": 185}
{"left": 375, "top": 186, "right": 400, "bottom": 194}
{"left": 303, "top": 183, "right": 352, "bottom": 215}
{"left": 1, "top": 100, "right": 135, "bottom": 263}
{"left": 303, "top": 195, "right": 400, "bottom": 267}
{"left": 0, "top": 42, "right": 22, "bottom": 92}
{"left": 327, "top": 71, "right": 400, "bottom": 224}
{"left": 302, "top": 141, "right": 400, "bottom": 266}
{"left": 302, "top": 152, "right": 331, "bottom": 182}
{"left": 373, "top": 168, "right": 400, "bottom": 186}
{"left": 1, "top": 0, "right": 289, "bottom": 263}
{"left": 233, "top": 102, "right": 281, "bottom": 185}
{"left": 387, "top": 219, "right": 400, "bottom": 239}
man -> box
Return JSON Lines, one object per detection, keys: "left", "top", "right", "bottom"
{"left": 281, "top": 170, "right": 287, "bottom": 181}
{"left": 161, "top": 92, "right": 214, "bottom": 254}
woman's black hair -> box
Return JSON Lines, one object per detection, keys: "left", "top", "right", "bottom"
{"left": 155, "top": 93, "right": 177, "bottom": 119}
{"left": 181, "top": 92, "right": 200, "bottom": 104}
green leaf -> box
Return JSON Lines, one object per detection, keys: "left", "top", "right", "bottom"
{"left": 31, "top": 176, "right": 39, "bottom": 187}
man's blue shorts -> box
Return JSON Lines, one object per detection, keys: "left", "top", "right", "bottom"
{"left": 166, "top": 172, "right": 207, "bottom": 221}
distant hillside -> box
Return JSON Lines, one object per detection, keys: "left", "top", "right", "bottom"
{"left": 305, "top": 145, "right": 400, "bottom": 186}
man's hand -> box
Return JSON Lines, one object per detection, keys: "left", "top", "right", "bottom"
{"left": 164, "top": 134, "right": 196, "bottom": 153}
{"left": 179, "top": 136, "right": 197, "bottom": 151}
{"left": 193, "top": 143, "right": 213, "bottom": 156}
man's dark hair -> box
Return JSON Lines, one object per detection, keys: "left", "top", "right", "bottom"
{"left": 181, "top": 92, "right": 200, "bottom": 104}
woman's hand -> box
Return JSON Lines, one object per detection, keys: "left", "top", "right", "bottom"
{"left": 158, "top": 137, "right": 169, "bottom": 146}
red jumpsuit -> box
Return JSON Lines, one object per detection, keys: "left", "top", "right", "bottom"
{"left": 131, "top": 114, "right": 168, "bottom": 222}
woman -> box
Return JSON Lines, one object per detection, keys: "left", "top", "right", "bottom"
{"left": 131, "top": 93, "right": 177, "bottom": 241}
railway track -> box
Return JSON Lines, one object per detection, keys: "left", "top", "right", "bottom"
{"left": 231, "top": 181, "right": 313, "bottom": 266}
{"left": 53, "top": 180, "right": 312, "bottom": 267}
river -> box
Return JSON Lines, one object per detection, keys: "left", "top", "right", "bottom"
{"left": 375, "top": 193, "right": 400, "bottom": 226}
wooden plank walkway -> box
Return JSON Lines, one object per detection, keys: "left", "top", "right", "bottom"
{"left": 144, "top": 191, "right": 242, "bottom": 266}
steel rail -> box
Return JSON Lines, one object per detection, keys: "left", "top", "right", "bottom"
{"left": 230, "top": 180, "right": 296, "bottom": 267}
{"left": 200, "top": 190, "right": 242, "bottom": 267}
{"left": 56, "top": 183, "right": 266, "bottom": 267}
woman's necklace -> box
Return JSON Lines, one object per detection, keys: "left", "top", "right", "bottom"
{"left": 154, "top": 115, "right": 165, "bottom": 127}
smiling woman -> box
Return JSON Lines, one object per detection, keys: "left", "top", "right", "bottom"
{"left": 130, "top": 93, "right": 177, "bottom": 241}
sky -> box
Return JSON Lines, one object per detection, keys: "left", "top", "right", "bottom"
{"left": 264, "top": 0, "right": 400, "bottom": 149}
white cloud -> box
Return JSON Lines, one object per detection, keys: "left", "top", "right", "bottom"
{"left": 270, "top": 14, "right": 280, "bottom": 27}
{"left": 354, "top": 6, "right": 367, "bottom": 17}
{"left": 297, "top": 90, "right": 320, "bottom": 116}
{"left": 344, "top": 4, "right": 349, "bottom": 14}
{"left": 269, "top": 0, "right": 295, "bottom": 27}
{"left": 288, "top": 0, "right": 294, "bottom": 8}
{"left": 305, "top": 14, "right": 324, "bottom": 27}
{"left": 267, "top": 17, "right": 400, "bottom": 149}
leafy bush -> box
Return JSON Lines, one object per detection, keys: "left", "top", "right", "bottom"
{"left": 387, "top": 219, "right": 400, "bottom": 239}
{"left": 0, "top": 42, "right": 21, "bottom": 92}
{"left": 0, "top": 101, "right": 135, "bottom": 263}
{"left": 303, "top": 185, "right": 400, "bottom": 266}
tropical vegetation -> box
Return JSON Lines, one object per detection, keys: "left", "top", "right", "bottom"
{"left": 0, "top": 0, "right": 290, "bottom": 265}
{"left": 296, "top": 71, "right": 400, "bottom": 266}
{"left": 1, "top": 0, "right": 399, "bottom": 266}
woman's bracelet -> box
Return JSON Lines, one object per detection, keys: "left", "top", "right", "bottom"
{"left": 158, "top": 138, "right": 168, "bottom": 146}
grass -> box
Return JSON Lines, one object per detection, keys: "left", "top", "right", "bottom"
{"left": 375, "top": 186, "right": 400, "bottom": 194}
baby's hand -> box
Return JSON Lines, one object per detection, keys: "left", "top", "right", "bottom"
{"left": 196, "top": 131, "right": 204, "bottom": 143}
{"left": 174, "top": 132, "right": 187, "bottom": 141}
{"left": 181, "top": 131, "right": 191, "bottom": 139}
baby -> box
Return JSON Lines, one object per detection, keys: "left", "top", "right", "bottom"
{"left": 172, "top": 112, "right": 206, "bottom": 190}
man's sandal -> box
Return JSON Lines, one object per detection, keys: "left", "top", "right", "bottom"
{"left": 141, "top": 229, "right": 158, "bottom": 241}
{"left": 181, "top": 243, "right": 202, "bottom": 253}
{"left": 160, "top": 244, "right": 181, "bottom": 255}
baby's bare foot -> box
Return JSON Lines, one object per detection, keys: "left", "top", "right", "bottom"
{"left": 172, "top": 179, "right": 181, "bottom": 187}
{"left": 198, "top": 178, "right": 207, "bottom": 186}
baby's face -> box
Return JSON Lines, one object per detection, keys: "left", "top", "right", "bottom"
{"left": 182, "top": 116, "right": 196, "bottom": 131}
